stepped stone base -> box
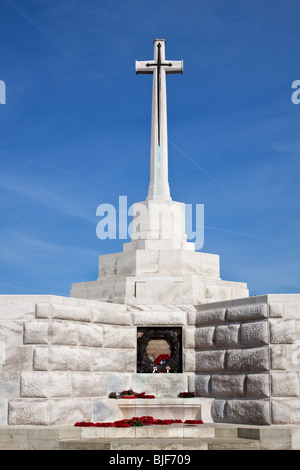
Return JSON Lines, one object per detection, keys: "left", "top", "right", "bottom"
{"left": 70, "top": 249, "right": 249, "bottom": 304}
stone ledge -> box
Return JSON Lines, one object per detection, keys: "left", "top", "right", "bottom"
{"left": 117, "top": 397, "right": 214, "bottom": 423}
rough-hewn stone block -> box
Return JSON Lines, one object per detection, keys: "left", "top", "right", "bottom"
{"left": 240, "top": 321, "right": 268, "bottom": 346}
{"left": 195, "top": 326, "right": 215, "bottom": 349}
{"left": 195, "top": 309, "right": 226, "bottom": 326}
{"left": 72, "top": 373, "right": 107, "bottom": 397}
{"left": 211, "top": 399, "right": 226, "bottom": 422}
{"left": 226, "top": 399, "right": 270, "bottom": 424}
{"left": 195, "top": 375, "right": 211, "bottom": 397}
{"left": 33, "top": 347, "right": 92, "bottom": 372}
{"left": 269, "top": 302, "right": 284, "bottom": 318}
{"left": 20, "top": 372, "right": 49, "bottom": 398}
{"left": 50, "top": 321, "right": 77, "bottom": 346}
{"left": 211, "top": 374, "right": 245, "bottom": 397}
{"left": 270, "top": 345, "right": 287, "bottom": 370}
{"left": 270, "top": 320, "right": 296, "bottom": 344}
{"left": 271, "top": 372, "right": 299, "bottom": 397}
{"left": 195, "top": 350, "right": 225, "bottom": 372}
{"left": 77, "top": 324, "right": 103, "bottom": 347}
{"left": 49, "top": 398, "right": 92, "bottom": 425}
{"left": 92, "top": 308, "right": 130, "bottom": 326}
{"left": 8, "top": 399, "right": 50, "bottom": 425}
{"left": 33, "top": 347, "right": 49, "bottom": 371}
{"left": 51, "top": 347, "right": 92, "bottom": 371}
{"left": 102, "top": 326, "right": 135, "bottom": 349}
{"left": 36, "top": 303, "right": 92, "bottom": 322}
{"left": 246, "top": 373, "right": 270, "bottom": 398}
{"left": 20, "top": 371, "right": 74, "bottom": 398}
{"left": 93, "top": 349, "right": 136, "bottom": 373}
{"left": 271, "top": 398, "right": 300, "bottom": 424}
{"left": 50, "top": 372, "right": 72, "bottom": 397}
{"left": 215, "top": 324, "right": 239, "bottom": 348}
{"left": 23, "top": 322, "right": 49, "bottom": 345}
{"left": 226, "top": 303, "right": 268, "bottom": 322}
{"left": 51, "top": 304, "right": 92, "bottom": 322}
{"left": 227, "top": 347, "right": 269, "bottom": 371}
{"left": 35, "top": 304, "right": 51, "bottom": 319}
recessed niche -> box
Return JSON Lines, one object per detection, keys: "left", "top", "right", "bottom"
{"left": 137, "top": 327, "right": 182, "bottom": 373}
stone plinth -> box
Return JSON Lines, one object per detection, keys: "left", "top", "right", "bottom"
{"left": 70, "top": 248, "right": 248, "bottom": 305}
{"left": 118, "top": 397, "right": 213, "bottom": 422}
{"left": 71, "top": 198, "right": 249, "bottom": 304}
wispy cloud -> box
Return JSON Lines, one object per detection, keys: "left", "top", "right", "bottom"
{"left": 0, "top": 172, "right": 95, "bottom": 223}
{"left": 0, "top": 229, "right": 99, "bottom": 264}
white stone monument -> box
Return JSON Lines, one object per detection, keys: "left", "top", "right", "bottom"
{"left": 70, "top": 39, "right": 249, "bottom": 305}
{"left": 0, "top": 40, "right": 299, "bottom": 433}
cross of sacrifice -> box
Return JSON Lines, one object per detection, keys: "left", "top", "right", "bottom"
{"left": 136, "top": 40, "right": 183, "bottom": 201}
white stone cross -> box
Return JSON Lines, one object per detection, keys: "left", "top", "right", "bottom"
{"left": 136, "top": 39, "right": 183, "bottom": 201}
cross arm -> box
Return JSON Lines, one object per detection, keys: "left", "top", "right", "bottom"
{"left": 165, "top": 60, "right": 183, "bottom": 74}
{"left": 135, "top": 60, "right": 183, "bottom": 75}
{"left": 135, "top": 60, "right": 156, "bottom": 74}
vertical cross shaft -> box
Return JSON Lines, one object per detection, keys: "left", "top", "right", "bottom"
{"left": 136, "top": 39, "right": 183, "bottom": 201}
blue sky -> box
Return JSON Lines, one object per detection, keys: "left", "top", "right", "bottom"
{"left": 0, "top": 0, "right": 299, "bottom": 297}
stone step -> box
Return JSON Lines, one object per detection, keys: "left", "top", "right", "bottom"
{"left": 79, "top": 423, "right": 215, "bottom": 440}
{"left": 58, "top": 436, "right": 261, "bottom": 451}
{"left": 59, "top": 439, "right": 111, "bottom": 450}
{"left": 207, "top": 437, "right": 261, "bottom": 450}
{"left": 2, "top": 424, "right": 299, "bottom": 450}
{"left": 59, "top": 438, "right": 208, "bottom": 451}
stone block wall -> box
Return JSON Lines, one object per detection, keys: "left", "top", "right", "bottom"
{"left": 194, "top": 295, "right": 300, "bottom": 424}
{"left": 1, "top": 294, "right": 299, "bottom": 426}
{"left": 0, "top": 296, "right": 194, "bottom": 425}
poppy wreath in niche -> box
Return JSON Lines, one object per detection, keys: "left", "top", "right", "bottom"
{"left": 155, "top": 354, "right": 170, "bottom": 365}
{"left": 137, "top": 329, "right": 181, "bottom": 373}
